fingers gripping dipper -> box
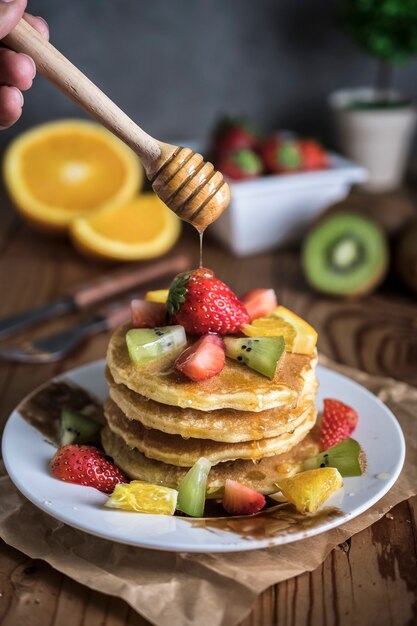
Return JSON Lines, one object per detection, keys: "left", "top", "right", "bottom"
{"left": 3, "top": 20, "right": 230, "bottom": 231}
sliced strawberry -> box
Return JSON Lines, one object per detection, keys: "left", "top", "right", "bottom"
{"left": 50, "top": 445, "right": 127, "bottom": 493}
{"left": 175, "top": 334, "right": 225, "bottom": 382}
{"left": 222, "top": 479, "right": 266, "bottom": 516}
{"left": 131, "top": 299, "right": 166, "bottom": 328}
{"left": 240, "top": 288, "right": 278, "bottom": 321}
{"left": 320, "top": 399, "right": 359, "bottom": 451}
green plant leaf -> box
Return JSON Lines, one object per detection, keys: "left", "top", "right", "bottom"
{"left": 341, "top": 0, "right": 417, "bottom": 64}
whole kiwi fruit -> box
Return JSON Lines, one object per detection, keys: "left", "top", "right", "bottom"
{"left": 302, "top": 212, "right": 389, "bottom": 298}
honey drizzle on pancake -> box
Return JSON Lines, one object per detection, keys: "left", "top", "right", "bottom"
{"left": 107, "top": 323, "right": 317, "bottom": 412}
{"left": 101, "top": 426, "right": 322, "bottom": 496}
{"left": 103, "top": 398, "right": 317, "bottom": 466}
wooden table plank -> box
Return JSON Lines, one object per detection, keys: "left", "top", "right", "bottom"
{"left": 0, "top": 189, "right": 416, "bottom": 626}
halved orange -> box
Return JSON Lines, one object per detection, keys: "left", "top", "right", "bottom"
{"left": 241, "top": 305, "right": 318, "bottom": 355}
{"left": 3, "top": 120, "right": 143, "bottom": 233}
{"left": 70, "top": 193, "right": 181, "bottom": 261}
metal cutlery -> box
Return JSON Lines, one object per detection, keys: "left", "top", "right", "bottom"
{"left": 0, "top": 300, "right": 132, "bottom": 363}
{"left": 0, "top": 254, "right": 188, "bottom": 340}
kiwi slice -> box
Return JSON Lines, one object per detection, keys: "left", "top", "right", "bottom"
{"left": 177, "top": 457, "right": 212, "bottom": 517}
{"left": 59, "top": 409, "right": 100, "bottom": 446}
{"left": 126, "top": 326, "right": 186, "bottom": 364}
{"left": 302, "top": 213, "right": 389, "bottom": 297}
{"left": 224, "top": 336, "right": 285, "bottom": 379}
{"left": 303, "top": 438, "right": 365, "bottom": 477}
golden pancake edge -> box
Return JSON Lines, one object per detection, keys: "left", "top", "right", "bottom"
{"left": 107, "top": 322, "right": 317, "bottom": 412}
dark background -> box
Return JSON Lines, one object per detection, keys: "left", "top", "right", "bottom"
{"left": 2, "top": 0, "right": 417, "bottom": 150}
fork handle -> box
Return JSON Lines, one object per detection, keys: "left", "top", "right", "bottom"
{"left": 3, "top": 19, "right": 161, "bottom": 171}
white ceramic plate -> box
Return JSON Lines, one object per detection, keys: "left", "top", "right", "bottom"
{"left": 2, "top": 360, "right": 405, "bottom": 553}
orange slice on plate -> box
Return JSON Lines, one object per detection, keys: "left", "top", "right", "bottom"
{"left": 70, "top": 193, "right": 181, "bottom": 261}
{"left": 3, "top": 119, "right": 143, "bottom": 233}
{"left": 106, "top": 480, "right": 178, "bottom": 514}
{"left": 277, "top": 467, "right": 343, "bottom": 514}
{"left": 241, "top": 305, "right": 317, "bottom": 355}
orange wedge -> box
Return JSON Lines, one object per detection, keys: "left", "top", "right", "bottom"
{"left": 145, "top": 289, "right": 169, "bottom": 303}
{"left": 3, "top": 120, "right": 143, "bottom": 233}
{"left": 242, "top": 305, "right": 317, "bottom": 355}
{"left": 277, "top": 468, "right": 343, "bottom": 514}
{"left": 70, "top": 193, "right": 181, "bottom": 261}
{"left": 106, "top": 481, "right": 178, "bottom": 515}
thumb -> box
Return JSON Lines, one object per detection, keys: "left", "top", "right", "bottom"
{"left": 0, "top": 0, "right": 28, "bottom": 40}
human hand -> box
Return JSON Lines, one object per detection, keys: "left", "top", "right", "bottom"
{"left": 0, "top": 0, "right": 49, "bottom": 129}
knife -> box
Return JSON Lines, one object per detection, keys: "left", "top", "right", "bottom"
{"left": 0, "top": 254, "right": 189, "bottom": 340}
{"left": 0, "top": 300, "right": 133, "bottom": 363}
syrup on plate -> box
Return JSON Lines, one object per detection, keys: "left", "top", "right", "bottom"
{"left": 18, "top": 380, "right": 104, "bottom": 443}
{"left": 192, "top": 503, "right": 342, "bottom": 541}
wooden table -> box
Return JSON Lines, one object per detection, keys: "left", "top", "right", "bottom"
{"left": 0, "top": 191, "right": 416, "bottom": 626}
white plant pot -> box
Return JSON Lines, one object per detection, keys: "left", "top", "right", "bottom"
{"left": 329, "top": 88, "right": 417, "bottom": 192}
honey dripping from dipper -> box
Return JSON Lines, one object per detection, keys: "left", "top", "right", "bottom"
{"left": 198, "top": 229, "right": 204, "bottom": 268}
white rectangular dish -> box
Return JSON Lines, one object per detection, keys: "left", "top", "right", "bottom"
{"left": 209, "top": 153, "right": 367, "bottom": 256}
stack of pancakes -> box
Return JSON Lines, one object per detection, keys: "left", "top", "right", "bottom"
{"left": 102, "top": 323, "right": 319, "bottom": 495}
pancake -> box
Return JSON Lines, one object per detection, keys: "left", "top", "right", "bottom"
{"left": 107, "top": 323, "right": 317, "bottom": 412}
{"left": 101, "top": 426, "right": 321, "bottom": 495}
{"left": 106, "top": 368, "right": 318, "bottom": 442}
{"left": 104, "top": 398, "right": 317, "bottom": 466}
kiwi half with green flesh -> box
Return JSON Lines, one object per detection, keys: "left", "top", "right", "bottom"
{"left": 302, "top": 213, "right": 389, "bottom": 297}
{"left": 303, "top": 438, "right": 365, "bottom": 477}
{"left": 126, "top": 326, "right": 187, "bottom": 364}
{"left": 59, "top": 409, "right": 100, "bottom": 446}
{"left": 224, "top": 336, "right": 285, "bottom": 379}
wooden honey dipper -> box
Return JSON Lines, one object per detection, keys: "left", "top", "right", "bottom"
{"left": 3, "top": 20, "right": 230, "bottom": 231}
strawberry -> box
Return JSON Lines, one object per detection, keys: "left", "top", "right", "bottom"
{"left": 299, "top": 139, "right": 329, "bottom": 171}
{"left": 211, "top": 117, "right": 259, "bottom": 156}
{"left": 260, "top": 136, "right": 302, "bottom": 174}
{"left": 167, "top": 268, "right": 249, "bottom": 335}
{"left": 320, "top": 399, "right": 359, "bottom": 451}
{"left": 217, "top": 149, "right": 262, "bottom": 181}
{"left": 222, "top": 479, "right": 266, "bottom": 516}
{"left": 175, "top": 334, "right": 225, "bottom": 381}
{"left": 240, "top": 288, "right": 278, "bottom": 321}
{"left": 50, "top": 445, "right": 127, "bottom": 493}
{"left": 131, "top": 299, "right": 166, "bottom": 328}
